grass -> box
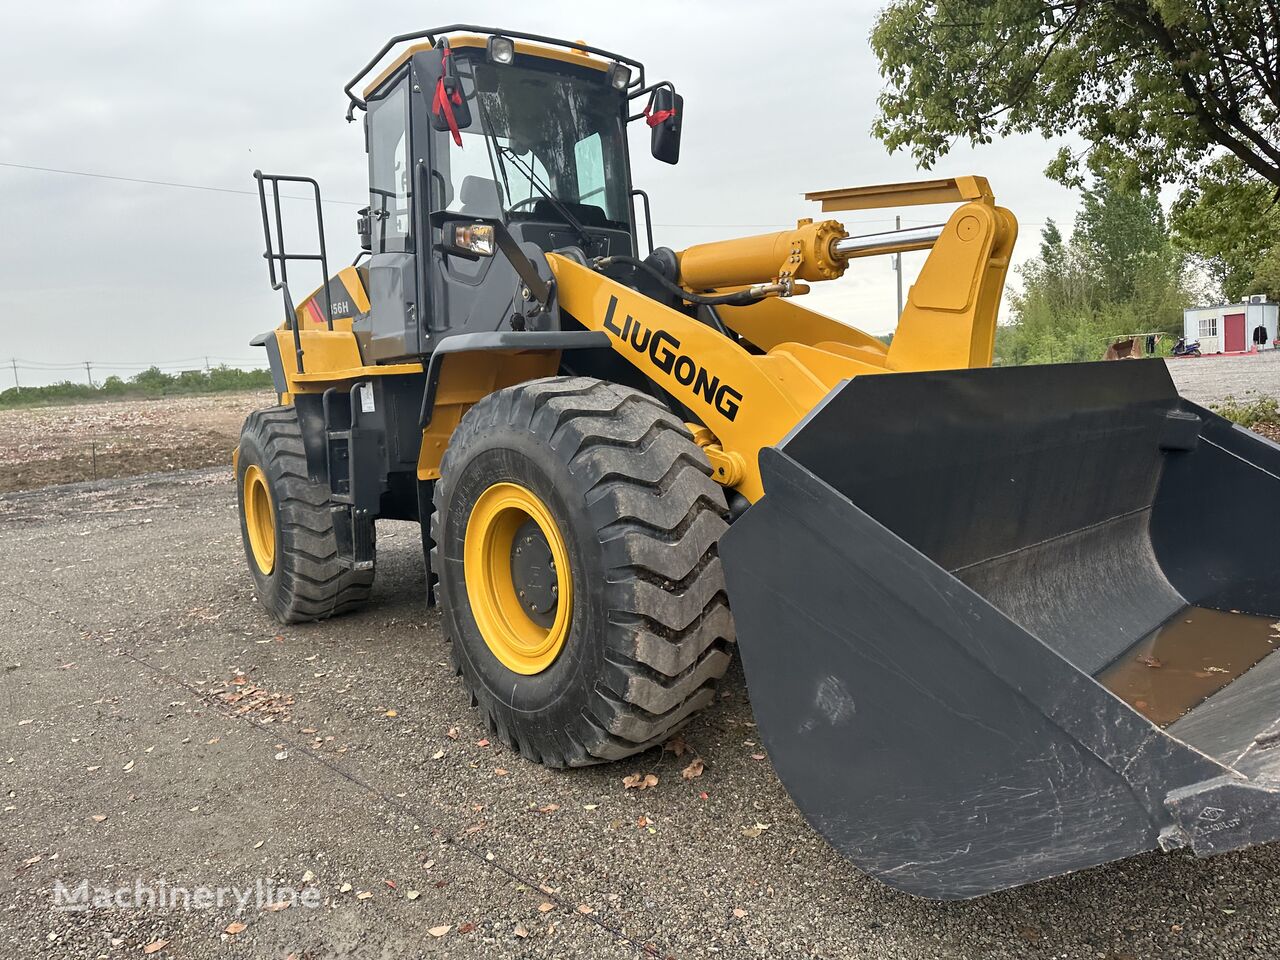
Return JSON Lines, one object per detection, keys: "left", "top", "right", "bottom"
{"left": 0, "top": 366, "right": 273, "bottom": 410}
{"left": 1212, "top": 393, "right": 1280, "bottom": 431}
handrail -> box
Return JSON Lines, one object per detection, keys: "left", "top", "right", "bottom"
{"left": 344, "top": 24, "right": 647, "bottom": 120}
{"left": 254, "top": 170, "right": 334, "bottom": 375}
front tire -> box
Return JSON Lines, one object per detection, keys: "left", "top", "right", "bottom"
{"left": 236, "top": 406, "right": 375, "bottom": 624}
{"left": 432, "top": 377, "right": 736, "bottom": 766}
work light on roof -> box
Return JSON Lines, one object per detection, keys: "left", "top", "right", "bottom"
{"left": 487, "top": 35, "right": 515, "bottom": 64}
{"left": 607, "top": 61, "right": 631, "bottom": 90}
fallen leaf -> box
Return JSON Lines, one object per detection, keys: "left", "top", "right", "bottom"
{"left": 457, "top": 922, "right": 476, "bottom": 934}
{"left": 274, "top": 751, "right": 287, "bottom": 761}
{"left": 636, "top": 815, "right": 652, "bottom": 828}
{"left": 301, "top": 728, "right": 317, "bottom": 734}
{"left": 741, "top": 822, "right": 772, "bottom": 838}
{"left": 622, "top": 773, "right": 658, "bottom": 791}
{"left": 577, "top": 904, "right": 593, "bottom": 915}
{"left": 583, "top": 803, "right": 599, "bottom": 811}
{"left": 495, "top": 767, "right": 509, "bottom": 776}
{"left": 428, "top": 925, "right": 451, "bottom": 937}
{"left": 224, "top": 921, "right": 247, "bottom": 935}
{"left": 17, "top": 719, "right": 33, "bottom": 727}
{"left": 431, "top": 749, "right": 445, "bottom": 760}
{"left": 91, "top": 814, "right": 108, "bottom": 823}
{"left": 681, "top": 758, "right": 705, "bottom": 780}
{"left": 143, "top": 940, "right": 169, "bottom": 955}
{"left": 663, "top": 735, "right": 689, "bottom": 758}
{"left": 538, "top": 902, "right": 555, "bottom": 913}
{"left": 356, "top": 891, "right": 373, "bottom": 900}
{"left": 406, "top": 890, "right": 420, "bottom": 901}
{"left": 446, "top": 727, "right": 459, "bottom": 740}
{"left": 1137, "top": 655, "right": 1163, "bottom": 668}
{"left": 514, "top": 923, "right": 529, "bottom": 938}
{"left": 252, "top": 840, "right": 264, "bottom": 850}
{"left": 750, "top": 753, "right": 766, "bottom": 761}
{"left": 21, "top": 855, "right": 41, "bottom": 868}
{"left": 385, "top": 879, "right": 397, "bottom": 890}
{"left": 385, "top": 710, "right": 398, "bottom": 718}
{"left": 264, "top": 901, "right": 290, "bottom": 912}
{"left": 732, "top": 908, "right": 748, "bottom": 919}
{"left": 1205, "top": 666, "right": 1230, "bottom": 674}
{"left": 86, "top": 765, "right": 100, "bottom": 772}
{"left": 301, "top": 870, "right": 315, "bottom": 883}
{"left": 339, "top": 882, "right": 353, "bottom": 893}
{"left": 699, "top": 791, "right": 709, "bottom": 800}
{"left": 537, "top": 803, "right": 560, "bottom": 813}
{"left": 122, "top": 760, "right": 135, "bottom": 772}
{"left": 476, "top": 738, "right": 490, "bottom": 748}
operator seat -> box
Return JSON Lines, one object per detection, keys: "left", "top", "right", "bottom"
{"left": 458, "top": 176, "right": 502, "bottom": 218}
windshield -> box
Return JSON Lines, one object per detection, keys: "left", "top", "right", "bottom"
{"left": 435, "top": 56, "right": 631, "bottom": 230}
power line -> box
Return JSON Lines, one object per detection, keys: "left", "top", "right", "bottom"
{"left": 0, "top": 160, "right": 364, "bottom": 207}
{"left": 0, "top": 160, "right": 1046, "bottom": 229}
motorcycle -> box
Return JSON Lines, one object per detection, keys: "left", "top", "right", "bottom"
{"left": 1172, "top": 336, "right": 1202, "bottom": 357}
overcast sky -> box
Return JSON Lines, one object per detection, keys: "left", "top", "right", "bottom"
{"left": 0, "top": 1, "right": 1083, "bottom": 387}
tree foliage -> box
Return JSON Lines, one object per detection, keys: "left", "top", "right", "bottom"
{"left": 0, "top": 365, "right": 273, "bottom": 409}
{"left": 998, "top": 180, "right": 1193, "bottom": 364}
{"left": 1169, "top": 156, "right": 1280, "bottom": 299}
{"left": 871, "top": 1, "right": 1280, "bottom": 189}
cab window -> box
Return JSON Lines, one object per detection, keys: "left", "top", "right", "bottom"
{"left": 367, "top": 77, "right": 412, "bottom": 253}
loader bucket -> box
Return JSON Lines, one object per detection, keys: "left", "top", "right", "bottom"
{"left": 720, "top": 360, "right": 1280, "bottom": 900}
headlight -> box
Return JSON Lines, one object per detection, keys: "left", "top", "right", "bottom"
{"left": 487, "top": 36, "right": 515, "bottom": 64}
{"left": 607, "top": 61, "right": 631, "bottom": 91}
{"left": 454, "top": 223, "right": 495, "bottom": 257}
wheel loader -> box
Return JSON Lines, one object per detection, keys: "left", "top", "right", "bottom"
{"left": 236, "top": 25, "right": 1280, "bottom": 900}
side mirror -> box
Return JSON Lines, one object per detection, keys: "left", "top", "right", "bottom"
{"left": 356, "top": 206, "right": 372, "bottom": 252}
{"left": 430, "top": 47, "right": 473, "bottom": 137}
{"left": 649, "top": 88, "right": 683, "bottom": 165}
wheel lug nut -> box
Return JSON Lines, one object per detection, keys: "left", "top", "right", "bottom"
{"left": 518, "top": 590, "right": 526, "bottom": 598}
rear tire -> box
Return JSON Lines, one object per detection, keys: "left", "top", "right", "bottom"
{"left": 236, "top": 406, "right": 375, "bottom": 624}
{"left": 432, "top": 377, "right": 736, "bottom": 766}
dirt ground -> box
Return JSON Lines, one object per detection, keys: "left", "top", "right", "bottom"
{"left": 2, "top": 470, "right": 1278, "bottom": 960}
{"left": 0, "top": 354, "right": 1276, "bottom": 497}
{"left": 0, "top": 392, "right": 274, "bottom": 493}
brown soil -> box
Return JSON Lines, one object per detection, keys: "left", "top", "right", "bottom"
{"left": 0, "top": 391, "right": 274, "bottom": 493}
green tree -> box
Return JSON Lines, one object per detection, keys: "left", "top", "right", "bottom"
{"left": 1170, "top": 156, "right": 1280, "bottom": 300}
{"left": 999, "top": 181, "right": 1192, "bottom": 364}
{"left": 871, "top": 1, "right": 1280, "bottom": 190}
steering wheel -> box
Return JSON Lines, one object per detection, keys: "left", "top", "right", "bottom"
{"left": 506, "top": 197, "right": 542, "bottom": 213}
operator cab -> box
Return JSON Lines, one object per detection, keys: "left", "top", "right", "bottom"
{"left": 349, "top": 29, "right": 681, "bottom": 363}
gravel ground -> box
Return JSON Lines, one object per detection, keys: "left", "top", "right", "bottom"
{"left": 2, "top": 470, "right": 1279, "bottom": 959}
{"left": 1164, "top": 350, "right": 1280, "bottom": 406}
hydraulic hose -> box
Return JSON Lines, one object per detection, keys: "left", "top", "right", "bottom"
{"left": 593, "top": 255, "right": 765, "bottom": 308}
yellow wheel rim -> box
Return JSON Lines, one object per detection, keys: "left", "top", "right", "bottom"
{"left": 243, "top": 464, "right": 276, "bottom": 575}
{"left": 464, "top": 482, "right": 573, "bottom": 675}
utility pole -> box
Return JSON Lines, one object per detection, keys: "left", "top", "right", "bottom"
{"left": 204, "top": 356, "right": 210, "bottom": 373}
{"left": 894, "top": 214, "right": 904, "bottom": 319}
{"left": 84, "top": 362, "right": 94, "bottom": 388}
{"left": 10, "top": 359, "right": 18, "bottom": 391}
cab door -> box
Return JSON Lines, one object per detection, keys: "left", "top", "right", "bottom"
{"left": 362, "top": 72, "right": 420, "bottom": 362}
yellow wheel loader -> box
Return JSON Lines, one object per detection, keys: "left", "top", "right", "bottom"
{"left": 236, "top": 25, "right": 1280, "bottom": 899}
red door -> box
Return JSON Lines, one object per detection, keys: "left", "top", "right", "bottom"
{"left": 1224, "top": 312, "right": 1247, "bottom": 352}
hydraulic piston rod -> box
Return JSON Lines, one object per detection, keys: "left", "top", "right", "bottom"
{"left": 677, "top": 221, "right": 947, "bottom": 292}
{"left": 832, "top": 224, "right": 945, "bottom": 259}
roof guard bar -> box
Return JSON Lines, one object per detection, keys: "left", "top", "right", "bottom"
{"left": 344, "top": 25, "right": 647, "bottom": 121}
